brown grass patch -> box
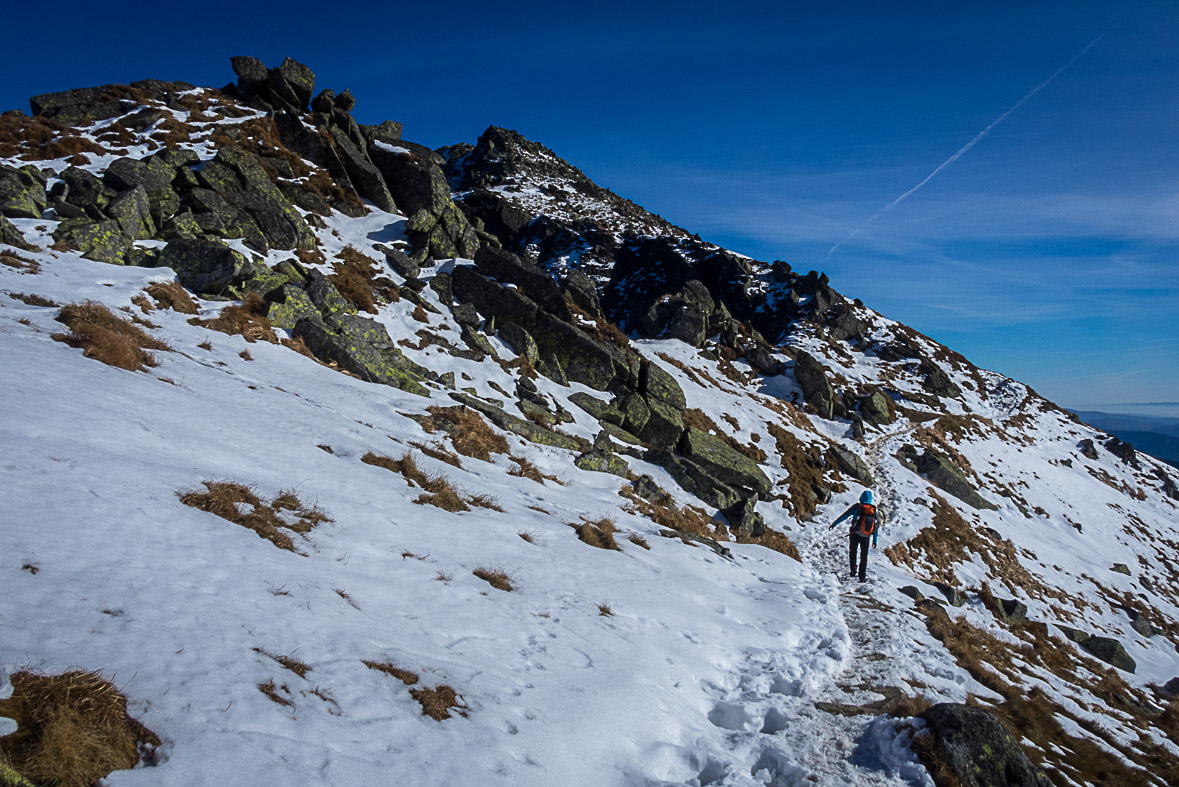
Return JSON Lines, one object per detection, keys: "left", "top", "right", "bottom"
{"left": 628, "top": 533, "right": 650, "bottom": 549}
{"left": 0, "top": 670, "right": 159, "bottom": 787}
{"left": 144, "top": 281, "right": 198, "bottom": 314}
{"left": 414, "top": 482, "right": 470, "bottom": 512}
{"left": 684, "top": 408, "right": 767, "bottom": 462}
{"left": 411, "top": 303, "right": 429, "bottom": 322}
{"left": 598, "top": 603, "right": 614, "bottom": 617}
{"left": 239, "top": 348, "right": 253, "bottom": 361}
{"left": 518, "top": 530, "right": 536, "bottom": 543}
{"left": 410, "top": 685, "right": 468, "bottom": 721}
{"left": 409, "top": 441, "right": 462, "bottom": 468}
{"left": 474, "top": 567, "right": 514, "bottom": 591}
{"left": 467, "top": 493, "right": 504, "bottom": 511}
{"left": 257, "top": 679, "right": 293, "bottom": 708}
{"left": 7, "top": 292, "right": 57, "bottom": 307}
{"left": 329, "top": 247, "right": 399, "bottom": 313}
{"left": 363, "top": 660, "right": 419, "bottom": 685}
{"left": 426, "top": 406, "right": 509, "bottom": 461}
{"left": 1, "top": 251, "right": 40, "bottom": 274}
{"left": 736, "top": 527, "right": 801, "bottom": 561}
{"left": 282, "top": 335, "right": 317, "bottom": 359}
{"left": 254, "top": 648, "right": 310, "bottom": 678}
{"left": 508, "top": 454, "right": 561, "bottom": 484}
{"left": 0, "top": 112, "right": 107, "bottom": 161}
{"left": 52, "top": 302, "right": 170, "bottom": 371}
{"left": 435, "top": 571, "right": 453, "bottom": 581}
{"left": 572, "top": 518, "right": 621, "bottom": 550}
{"left": 620, "top": 484, "right": 726, "bottom": 540}
{"left": 179, "top": 480, "right": 330, "bottom": 552}
{"left": 766, "top": 423, "right": 827, "bottom": 520}
{"left": 189, "top": 292, "right": 276, "bottom": 343}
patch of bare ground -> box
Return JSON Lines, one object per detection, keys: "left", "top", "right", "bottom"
{"left": 923, "top": 614, "right": 1179, "bottom": 786}
{"left": 0, "top": 113, "right": 108, "bottom": 162}
{"left": 189, "top": 292, "right": 276, "bottom": 343}
{"left": 52, "top": 302, "right": 170, "bottom": 371}
{"left": 766, "top": 423, "right": 828, "bottom": 520}
{"left": 684, "top": 408, "right": 767, "bottom": 462}
{"left": 410, "top": 685, "right": 469, "bottom": 721}
{"left": 179, "top": 481, "right": 330, "bottom": 552}
{"left": 0, "top": 670, "right": 160, "bottom": 787}
{"left": 572, "top": 518, "right": 622, "bottom": 550}
{"left": 473, "top": 567, "right": 514, "bottom": 591}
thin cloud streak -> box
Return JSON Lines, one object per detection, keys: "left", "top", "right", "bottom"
{"left": 824, "top": 25, "right": 1117, "bottom": 260}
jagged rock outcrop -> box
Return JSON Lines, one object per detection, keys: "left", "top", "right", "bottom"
{"left": 0, "top": 164, "right": 47, "bottom": 219}
{"left": 898, "top": 446, "right": 997, "bottom": 510}
{"left": 792, "top": 351, "right": 836, "bottom": 419}
{"left": 1080, "top": 635, "right": 1136, "bottom": 673}
{"left": 918, "top": 704, "right": 1051, "bottom": 787}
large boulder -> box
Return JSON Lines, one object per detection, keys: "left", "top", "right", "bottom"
{"left": 792, "top": 351, "right": 836, "bottom": 419}
{"left": 918, "top": 703, "right": 1051, "bottom": 787}
{"left": 367, "top": 137, "right": 451, "bottom": 217}
{"left": 677, "top": 427, "right": 772, "bottom": 497}
{"left": 0, "top": 215, "right": 32, "bottom": 250}
{"left": 294, "top": 312, "right": 429, "bottom": 395}
{"left": 158, "top": 238, "right": 257, "bottom": 294}
{"left": 646, "top": 449, "right": 742, "bottom": 509}
{"left": 273, "top": 58, "right": 315, "bottom": 110}
{"left": 473, "top": 246, "right": 569, "bottom": 319}
{"left": 920, "top": 359, "right": 962, "bottom": 398}
{"left": 103, "top": 155, "right": 180, "bottom": 225}
{"left": 105, "top": 185, "right": 156, "bottom": 241}
{"left": 722, "top": 496, "right": 766, "bottom": 538}
{"left": 56, "top": 166, "right": 108, "bottom": 219}
{"left": 328, "top": 127, "right": 397, "bottom": 213}
{"left": 0, "top": 164, "right": 47, "bottom": 219}
{"left": 860, "top": 389, "right": 895, "bottom": 427}
{"left": 29, "top": 84, "right": 143, "bottom": 126}
{"left": 265, "top": 284, "right": 320, "bottom": 331}
{"left": 51, "top": 219, "right": 130, "bottom": 265}
{"left": 898, "top": 446, "right": 997, "bottom": 510}
{"left": 1080, "top": 635, "right": 1136, "bottom": 673}
{"left": 195, "top": 146, "right": 316, "bottom": 252}
{"left": 832, "top": 445, "right": 873, "bottom": 486}
{"left": 230, "top": 56, "right": 269, "bottom": 93}
{"left": 1104, "top": 437, "right": 1140, "bottom": 469}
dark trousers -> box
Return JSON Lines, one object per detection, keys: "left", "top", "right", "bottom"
{"left": 849, "top": 533, "right": 870, "bottom": 581}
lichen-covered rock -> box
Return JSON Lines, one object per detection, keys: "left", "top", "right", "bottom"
{"left": 103, "top": 155, "right": 179, "bottom": 225}
{"left": 265, "top": 284, "right": 319, "bottom": 331}
{"left": 474, "top": 245, "right": 569, "bottom": 319}
{"left": 305, "top": 269, "right": 356, "bottom": 319}
{"left": 677, "top": 427, "right": 771, "bottom": 496}
{"left": 642, "top": 360, "right": 686, "bottom": 411}
{"left": 368, "top": 137, "right": 452, "bottom": 217}
{"left": 105, "top": 185, "right": 156, "bottom": 241}
{"left": 384, "top": 247, "right": 419, "bottom": 280}
{"left": 196, "top": 146, "right": 316, "bottom": 252}
{"left": 1080, "top": 636, "right": 1136, "bottom": 672}
{"left": 646, "top": 449, "right": 742, "bottom": 509}
{"left": 617, "top": 393, "right": 651, "bottom": 436}
{"left": 56, "top": 166, "right": 107, "bottom": 219}
{"left": 860, "top": 389, "right": 895, "bottom": 427}
{"left": 158, "top": 238, "right": 255, "bottom": 294}
{"left": 933, "top": 582, "right": 967, "bottom": 607}
{"left": 561, "top": 269, "right": 604, "bottom": 320}
{"left": 0, "top": 215, "right": 32, "bottom": 250}
{"left": 0, "top": 164, "right": 47, "bottom": 219}
{"left": 574, "top": 449, "right": 630, "bottom": 477}
{"left": 498, "top": 321, "right": 539, "bottom": 363}
{"left": 997, "top": 598, "right": 1028, "bottom": 624}
{"left": 328, "top": 126, "right": 397, "bottom": 213}
{"left": 919, "top": 703, "right": 1051, "bottom": 787}
{"left": 920, "top": 359, "right": 962, "bottom": 398}
{"left": 52, "top": 218, "right": 130, "bottom": 264}
{"left": 832, "top": 445, "right": 873, "bottom": 486}
{"left": 270, "top": 57, "right": 316, "bottom": 110}
{"left": 294, "top": 312, "right": 429, "bottom": 395}
{"left": 722, "top": 496, "right": 766, "bottom": 538}
{"left": 898, "top": 446, "right": 997, "bottom": 510}
{"left": 570, "top": 392, "right": 611, "bottom": 420}
{"left": 792, "top": 350, "right": 835, "bottom": 419}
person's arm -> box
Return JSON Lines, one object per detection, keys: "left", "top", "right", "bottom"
{"left": 829, "top": 504, "right": 858, "bottom": 529}
{"left": 873, "top": 508, "right": 881, "bottom": 547}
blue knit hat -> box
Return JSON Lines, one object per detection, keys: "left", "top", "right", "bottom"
{"left": 860, "top": 490, "right": 874, "bottom": 504}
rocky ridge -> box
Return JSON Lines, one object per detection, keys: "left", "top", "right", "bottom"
{"left": 2, "top": 56, "right": 1179, "bottom": 787}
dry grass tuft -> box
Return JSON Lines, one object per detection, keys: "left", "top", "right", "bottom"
{"left": 434, "top": 571, "right": 453, "bottom": 582}
{"left": 572, "top": 518, "right": 621, "bottom": 551}
{"left": 415, "top": 482, "right": 471, "bottom": 512}
{"left": 52, "top": 302, "right": 171, "bottom": 371}
{"left": 144, "top": 281, "right": 198, "bottom": 314}
{"left": 7, "top": 292, "right": 57, "bottom": 307}
{"left": 735, "top": 527, "right": 801, "bottom": 561}
{"left": 518, "top": 530, "right": 536, "bottom": 544}
{"left": 766, "top": 423, "right": 827, "bottom": 520}
{"left": 620, "top": 484, "right": 725, "bottom": 540}
{"left": 409, "top": 685, "right": 468, "bottom": 721}
{"left": 0, "top": 670, "right": 159, "bottom": 787}
{"left": 189, "top": 292, "right": 276, "bottom": 343}
{"left": 628, "top": 533, "right": 650, "bottom": 549}
{"left": 426, "top": 407, "right": 509, "bottom": 461}
{"left": 473, "top": 567, "right": 514, "bottom": 591}
{"left": 179, "top": 480, "right": 330, "bottom": 552}
{"left": 467, "top": 493, "right": 504, "bottom": 512}
{"left": 410, "top": 441, "right": 462, "bottom": 468}
{"left": 411, "top": 304, "right": 429, "bottom": 322}
{"left": 508, "top": 454, "right": 563, "bottom": 485}
{"left": 363, "top": 660, "right": 419, "bottom": 685}
{"left": 598, "top": 603, "right": 614, "bottom": 617}
{"left": 1, "top": 251, "right": 41, "bottom": 274}
{"left": 257, "top": 679, "right": 293, "bottom": 708}
{"left": 254, "top": 648, "right": 310, "bottom": 678}
{"left": 365, "top": 450, "right": 480, "bottom": 511}
{"left": 329, "top": 247, "right": 398, "bottom": 313}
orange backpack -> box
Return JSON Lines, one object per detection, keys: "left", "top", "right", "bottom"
{"left": 853, "top": 503, "right": 877, "bottom": 537}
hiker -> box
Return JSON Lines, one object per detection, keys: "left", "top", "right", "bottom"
{"left": 829, "top": 490, "right": 880, "bottom": 582}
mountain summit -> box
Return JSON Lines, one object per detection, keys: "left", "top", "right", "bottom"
{"left": 2, "top": 56, "right": 1178, "bottom": 787}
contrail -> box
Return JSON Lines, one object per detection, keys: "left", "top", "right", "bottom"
{"left": 825, "top": 26, "right": 1116, "bottom": 260}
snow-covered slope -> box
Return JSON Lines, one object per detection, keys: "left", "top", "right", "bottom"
{"left": 2, "top": 57, "right": 1178, "bottom": 787}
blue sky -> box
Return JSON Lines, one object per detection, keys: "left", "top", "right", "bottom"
{"left": 3, "top": 1, "right": 1176, "bottom": 408}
